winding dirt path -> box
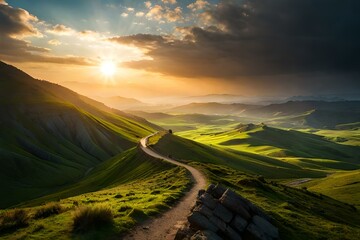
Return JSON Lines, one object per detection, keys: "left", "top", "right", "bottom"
{"left": 124, "top": 133, "right": 207, "bottom": 240}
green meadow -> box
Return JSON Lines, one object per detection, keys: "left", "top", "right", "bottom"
{"left": 0, "top": 148, "right": 191, "bottom": 239}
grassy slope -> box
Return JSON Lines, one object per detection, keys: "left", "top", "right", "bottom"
{"left": 0, "top": 61, "right": 158, "bottom": 208}
{"left": 0, "top": 148, "right": 191, "bottom": 239}
{"left": 302, "top": 170, "right": 360, "bottom": 206}
{"left": 176, "top": 124, "right": 360, "bottom": 205}
{"left": 149, "top": 132, "right": 326, "bottom": 179}
{"left": 178, "top": 125, "right": 360, "bottom": 171}
{"left": 192, "top": 163, "right": 360, "bottom": 240}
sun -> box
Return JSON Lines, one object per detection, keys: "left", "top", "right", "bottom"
{"left": 100, "top": 61, "right": 116, "bottom": 77}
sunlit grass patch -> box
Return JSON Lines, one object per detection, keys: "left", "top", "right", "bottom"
{"left": 34, "top": 202, "right": 62, "bottom": 219}
{"left": 73, "top": 204, "right": 114, "bottom": 232}
{"left": 0, "top": 165, "right": 191, "bottom": 239}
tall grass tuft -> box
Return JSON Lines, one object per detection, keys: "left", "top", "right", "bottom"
{"left": 0, "top": 209, "right": 29, "bottom": 233}
{"left": 72, "top": 205, "right": 113, "bottom": 233}
{"left": 34, "top": 202, "right": 62, "bottom": 219}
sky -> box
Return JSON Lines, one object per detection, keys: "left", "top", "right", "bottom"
{"left": 1, "top": 0, "right": 360, "bottom": 100}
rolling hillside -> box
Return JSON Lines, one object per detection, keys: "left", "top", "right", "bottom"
{"left": 0, "top": 61, "right": 159, "bottom": 208}
{"left": 178, "top": 124, "right": 360, "bottom": 171}
{"left": 149, "top": 132, "right": 326, "bottom": 179}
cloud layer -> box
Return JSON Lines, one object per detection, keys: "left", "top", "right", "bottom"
{"left": 111, "top": 0, "right": 360, "bottom": 83}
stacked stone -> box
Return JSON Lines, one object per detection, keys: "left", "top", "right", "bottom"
{"left": 184, "top": 184, "right": 279, "bottom": 240}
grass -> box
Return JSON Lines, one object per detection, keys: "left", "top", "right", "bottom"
{"left": 192, "top": 162, "right": 360, "bottom": 240}
{"left": 149, "top": 132, "right": 327, "bottom": 179}
{"left": 0, "top": 160, "right": 191, "bottom": 239}
{"left": 0, "top": 62, "right": 158, "bottom": 208}
{"left": 0, "top": 209, "right": 29, "bottom": 234}
{"left": 301, "top": 170, "right": 360, "bottom": 207}
{"left": 34, "top": 202, "right": 62, "bottom": 219}
{"left": 72, "top": 205, "right": 114, "bottom": 233}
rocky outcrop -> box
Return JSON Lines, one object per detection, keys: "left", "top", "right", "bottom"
{"left": 175, "top": 184, "right": 279, "bottom": 240}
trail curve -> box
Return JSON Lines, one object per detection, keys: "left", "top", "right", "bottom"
{"left": 124, "top": 133, "right": 207, "bottom": 240}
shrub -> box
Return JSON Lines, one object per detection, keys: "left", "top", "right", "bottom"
{"left": 72, "top": 205, "right": 113, "bottom": 233}
{"left": 0, "top": 209, "right": 29, "bottom": 233}
{"left": 34, "top": 202, "right": 62, "bottom": 219}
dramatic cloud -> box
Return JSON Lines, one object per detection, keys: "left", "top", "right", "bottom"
{"left": 112, "top": 0, "right": 360, "bottom": 82}
{"left": 0, "top": 2, "right": 95, "bottom": 66}
{"left": 162, "top": 0, "right": 177, "bottom": 5}
{"left": 0, "top": 1, "right": 40, "bottom": 37}
{"left": 187, "top": 0, "right": 210, "bottom": 11}
{"left": 47, "top": 24, "right": 75, "bottom": 35}
{"left": 146, "top": 4, "right": 183, "bottom": 22}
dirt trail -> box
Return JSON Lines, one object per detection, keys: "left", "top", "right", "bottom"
{"left": 286, "top": 178, "right": 312, "bottom": 186}
{"left": 124, "top": 133, "right": 207, "bottom": 240}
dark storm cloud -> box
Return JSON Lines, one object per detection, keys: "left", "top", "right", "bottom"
{"left": 111, "top": 0, "right": 360, "bottom": 80}
{"left": 0, "top": 1, "right": 95, "bottom": 66}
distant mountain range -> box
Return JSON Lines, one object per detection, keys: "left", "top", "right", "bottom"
{"left": 96, "top": 95, "right": 148, "bottom": 110}
{"left": 166, "top": 100, "right": 360, "bottom": 129}
{"left": 0, "top": 61, "right": 159, "bottom": 207}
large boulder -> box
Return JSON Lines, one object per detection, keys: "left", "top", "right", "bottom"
{"left": 209, "top": 215, "right": 227, "bottom": 232}
{"left": 198, "top": 193, "right": 217, "bottom": 210}
{"left": 194, "top": 204, "right": 213, "bottom": 218}
{"left": 213, "top": 203, "right": 233, "bottom": 223}
{"left": 188, "top": 212, "right": 219, "bottom": 232}
{"left": 230, "top": 215, "right": 248, "bottom": 233}
{"left": 225, "top": 225, "right": 243, "bottom": 240}
{"left": 220, "top": 190, "right": 251, "bottom": 220}
{"left": 246, "top": 223, "right": 269, "bottom": 240}
{"left": 211, "top": 184, "right": 227, "bottom": 199}
{"left": 252, "top": 215, "right": 279, "bottom": 239}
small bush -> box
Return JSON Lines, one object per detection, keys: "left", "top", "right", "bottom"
{"left": 73, "top": 205, "right": 113, "bottom": 233}
{"left": 0, "top": 209, "right": 29, "bottom": 233}
{"left": 34, "top": 202, "right": 62, "bottom": 219}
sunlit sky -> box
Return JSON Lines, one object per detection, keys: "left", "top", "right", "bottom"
{"left": 1, "top": 0, "right": 360, "bottom": 100}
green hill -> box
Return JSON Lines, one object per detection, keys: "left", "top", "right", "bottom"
{"left": 303, "top": 170, "right": 360, "bottom": 206}
{"left": 149, "top": 132, "right": 325, "bottom": 179}
{"left": 0, "top": 61, "right": 159, "bottom": 208}
{"left": 0, "top": 147, "right": 191, "bottom": 239}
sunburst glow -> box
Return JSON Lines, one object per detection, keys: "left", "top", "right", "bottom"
{"left": 100, "top": 61, "right": 116, "bottom": 77}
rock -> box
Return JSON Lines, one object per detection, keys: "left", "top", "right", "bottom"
{"left": 248, "top": 204, "right": 273, "bottom": 223}
{"left": 220, "top": 189, "right": 251, "bottom": 212}
{"left": 206, "top": 184, "right": 216, "bottom": 194}
{"left": 225, "top": 226, "right": 243, "bottom": 240}
{"left": 198, "top": 193, "right": 217, "bottom": 209}
{"left": 220, "top": 190, "right": 251, "bottom": 220}
{"left": 191, "top": 231, "right": 207, "bottom": 240}
{"left": 175, "top": 225, "right": 192, "bottom": 240}
{"left": 211, "top": 184, "right": 227, "bottom": 199}
{"left": 213, "top": 203, "right": 233, "bottom": 223}
{"left": 188, "top": 212, "right": 219, "bottom": 232}
{"left": 252, "top": 215, "right": 279, "bottom": 239}
{"left": 194, "top": 204, "right": 213, "bottom": 218}
{"left": 198, "top": 189, "right": 206, "bottom": 197}
{"left": 230, "top": 215, "right": 248, "bottom": 233}
{"left": 209, "top": 215, "right": 227, "bottom": 232}
{"left": 190, "top": 230, "right": 223, "bottom": 240}
{"left": 246, "top": 223, "right": 269, "bottom": 240}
